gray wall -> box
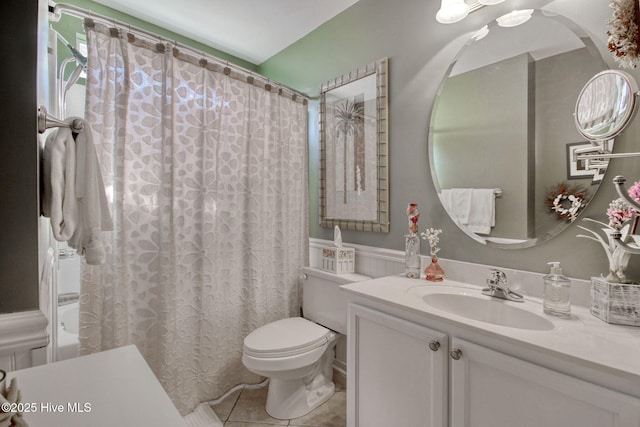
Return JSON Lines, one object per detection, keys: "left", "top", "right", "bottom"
{"left": 534, "top": 47, "right": 606, "bottom": 236}
{"left": 4, "top": 0, "right": 640, "bottom": 316}
{"left": 433, "top": 53, "right": 530, "bottom": 239}
{"left": 259, "top": 0, "right": 640, "bottom": 280}
{"left": 0, "top": 0, "right": 40, "bottom": 313}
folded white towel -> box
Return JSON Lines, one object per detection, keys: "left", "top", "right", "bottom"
{"left": 466, "top": 189, "right": 495, "bottom": 235}
{"left": 68, "top": 121, "right": 113, "bottom": 265}
{"left": 42, "top": 128, "right": 79, "bottom": 241}
{"left": 441, "top": 188, "right": 472, "bottom": 225}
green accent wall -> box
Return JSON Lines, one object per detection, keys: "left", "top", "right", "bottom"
{"left": 52, "top": 0, "right": 257, "bottom": 71}
{"left": 259, "top": 0, "right": 640, "bottom": 280}
{"left": 52, "top": 13, "right": 86, "bottom": 83}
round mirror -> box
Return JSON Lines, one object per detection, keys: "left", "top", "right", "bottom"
{"left": 430, "top": 9, "right": 609, "bottom": 249}
{"left": 575, "top": 70, "right": 639, "bottom": 141}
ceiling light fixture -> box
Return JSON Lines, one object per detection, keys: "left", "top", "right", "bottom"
{"left": 471, "top": 25, "right": 490, "bottom": 41}
{"left": 435, "top": 1, "right": 534, "bottom": 26}
{"left": 496, "top": 9, "right": 534, "bottom": 27}
{"left": 478, "top": 0, "right": 505, "bottom": 5}
{"left": 436, "top": 0, "right": 470, "bottom": 24}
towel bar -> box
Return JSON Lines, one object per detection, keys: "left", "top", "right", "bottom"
{"left": 37, "top": 106, "right": 84, "bottom": 134}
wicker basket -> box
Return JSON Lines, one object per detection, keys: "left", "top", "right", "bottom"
{"left": 590, "top": 276, "right": 640, "bottom": 326}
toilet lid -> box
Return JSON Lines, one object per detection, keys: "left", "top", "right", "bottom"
{"left": 244, "top": 317, "right": 331, "bottom": 358}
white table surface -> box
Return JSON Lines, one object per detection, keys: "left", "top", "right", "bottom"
{"left": 6, "top": 345, "right": 185, "bottom": 427}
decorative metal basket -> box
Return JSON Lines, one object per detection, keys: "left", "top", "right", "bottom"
{"left": 590, "top": 276, "right": 640, "bottom": 326}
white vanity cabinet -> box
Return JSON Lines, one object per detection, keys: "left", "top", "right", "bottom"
{"left": 347, "top": 303, "right": 640, "bottom": 427}
{"left": 450, "top": 338, "right": 640, "bottom": 427}
{"left": 347, "top": 304, "right": 448, "bottom": 427}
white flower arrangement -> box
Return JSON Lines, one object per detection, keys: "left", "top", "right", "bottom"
{"left": 420, "top": 228, "right": 442, "bottom": 257}
{"left": 607, "top": 0, "right": 640, "bottom": 69}
{"left": 577, "top": 218, "right": 634, "bottom": 283}
{"left": 577, "top": 198, "right": 639, "bottom": 283}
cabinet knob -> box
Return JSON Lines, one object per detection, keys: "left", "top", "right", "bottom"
{"left": 428, "top": 340, "right": 440, "bottom": 351}
{"left": 450, "top": 348, "right": 462, "bottom": 360}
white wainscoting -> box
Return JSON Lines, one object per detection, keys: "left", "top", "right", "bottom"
{"left": 0, "top": 310, "right": 49, "bottom": 372}
{"left": 310, "top": 238, "right": 592, "bottom": 308}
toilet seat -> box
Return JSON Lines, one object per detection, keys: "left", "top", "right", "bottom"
{"left": 243, "top": 317, "right": 331, "bottom": 358}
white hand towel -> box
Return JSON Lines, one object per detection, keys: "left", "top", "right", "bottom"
{"left": 467, "top": 189, "right": 495, "bottom": 235}
{"left": 67, "top": 120, "right": 113, "bottom": 265}
{"left": 440, "top": 188, "right": 472, "bottom": 225}
{"left": 42, "top": 128, "right": 79, "bottom": 241}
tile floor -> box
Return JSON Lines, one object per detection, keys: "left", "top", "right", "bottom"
{"left": 212, "top": 372, "right": 346, "bottom": 427}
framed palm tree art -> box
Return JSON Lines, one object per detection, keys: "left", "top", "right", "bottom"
{"left": 319, "top": 57, "right": 389, "bottom": 233}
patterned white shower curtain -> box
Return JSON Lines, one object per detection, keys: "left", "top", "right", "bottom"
{"left": 79, "top": 21, "right": 308, "bottom": 414}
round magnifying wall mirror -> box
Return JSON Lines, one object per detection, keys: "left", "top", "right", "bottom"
{"left": 429, "top": 9, "right": 610, "bottom": 249}
{"left": 575, "top": 70, "right": 639, "bottom": 141}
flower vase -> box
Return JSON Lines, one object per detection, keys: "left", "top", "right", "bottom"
{"left": 425, "top": 256, "right": 445, "bottom": 282}
{"left": 404, "top": 233, "right": 421, "bottom": 278}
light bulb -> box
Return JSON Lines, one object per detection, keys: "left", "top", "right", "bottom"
{"left": 436, "top": 0, "right": 470, "bottom": 24}
{"left": 496, "top": 9, "right": 534, "bottom": 28}
{"left": 471, "top": 25, "right": 489, "bottom": 41}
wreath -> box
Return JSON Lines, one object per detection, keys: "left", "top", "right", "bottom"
{"left": 546, "top": 182, "right": 589, "bottom": 223}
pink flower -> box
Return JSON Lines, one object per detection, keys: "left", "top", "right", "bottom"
{"left": 607, "top": 198, "right": 635, "bottom": 229}
{"left": 628, "top": 181, "right": 640, "bottom": 203}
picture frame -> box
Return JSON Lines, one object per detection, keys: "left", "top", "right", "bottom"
{"left": 319, "top": 57, "right": 389, "bottom": 233}
{"left": 566, "top": 141, "right": 610, "bottom": 184}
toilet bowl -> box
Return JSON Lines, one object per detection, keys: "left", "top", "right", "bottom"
{"left": 243, "top": 317, "right": 338, "bottom": 419}
{"left": 242, "top": 267, "right": 371, "bottom": 420}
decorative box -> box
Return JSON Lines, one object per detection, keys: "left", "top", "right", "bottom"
{"left": 590, "top": 276, "right": 640, "bottom": 326}
{"left": 321, "top": 246, "right": 355, "bottom": 274}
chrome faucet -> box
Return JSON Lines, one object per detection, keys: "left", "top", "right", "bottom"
{"left": 482, "top": 269, "right": 524, "bottom": 302}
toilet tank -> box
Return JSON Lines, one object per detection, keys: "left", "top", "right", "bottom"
{"left": 302, "top": 267, "right": 371, "bottom": 335}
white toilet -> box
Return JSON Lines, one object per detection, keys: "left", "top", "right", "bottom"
{"left": 242, "top": 267, "right": 370, "bottom": 419}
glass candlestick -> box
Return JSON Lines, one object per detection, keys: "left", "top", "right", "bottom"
{"left": 405, "top": 233, "right": 421, "bottom": 278}
{"left": 405, "top": 203, "right": 421, "bottom": 278}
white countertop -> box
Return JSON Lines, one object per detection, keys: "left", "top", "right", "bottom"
{"left": 341, "top": 275, "right": 640, "bottom": 392}
{"left": 6, "top": 345, "right": 185, "bottom": 427}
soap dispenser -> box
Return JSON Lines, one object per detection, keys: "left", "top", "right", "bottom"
{"left": 543, "top": 262, "right": 571, "bottom": 318}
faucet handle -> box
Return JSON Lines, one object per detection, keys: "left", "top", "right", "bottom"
{"left": 484, "top": 269, "right": 524, "bottom": 302}
{"left": 489, "top": 269, "right": 507, "bottom": 283}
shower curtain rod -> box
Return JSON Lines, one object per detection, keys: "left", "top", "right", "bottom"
{"left": 49, "top": 2, "right": 309, "bottom": 102}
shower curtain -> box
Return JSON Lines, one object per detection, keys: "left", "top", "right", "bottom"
{"left": 78, "top": 21, "right": 308, "bottom": 414}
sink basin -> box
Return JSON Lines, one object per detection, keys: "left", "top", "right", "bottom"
{"left": 423, "top": 293, "right": 554, "bottom": 331}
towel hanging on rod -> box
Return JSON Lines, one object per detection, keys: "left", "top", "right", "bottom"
{"left": 37, "top": 106, "right": 84, "bottom": 134}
